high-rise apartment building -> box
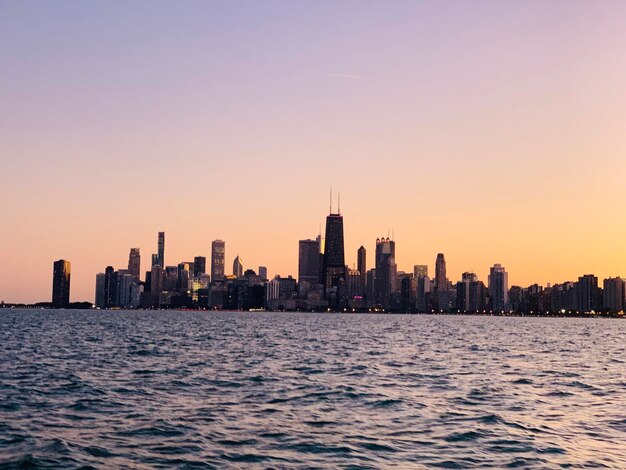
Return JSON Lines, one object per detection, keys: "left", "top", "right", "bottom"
{"left": 177, "top": 263, "right": 191, "bottom": 290}
{"left": 299, "top": 238, "right": 321, "bottom": 286}
{"left": 52, "top": 259, "right": 71, "bottom": 308}
{"left": 488, "top": 264, "right": 509, "bottom": 312}
{"left": 95, "top": 272, "right": 105, "bottom": 308}
{"left": 374, "top": 237, "right": 396, "bottom": 309}
{"left": 457, "top": 272, "right": 478, "bottom": 312}
{"left": 193, "top": 256, "right": 206, "bottom": 277}
{"left": 416, "top": 274, "right": 431, "bottom": 312}
{"left": 211, "top": 240, "right": 226, "bottom": 281}
{"left": 104, "top": 265, "right": 115, "bottom": 308}
{"left": 150, "top": 264, "right": 164, "bottom": 294}
{"left": 576, "top": 274, "right": 600, "bottom": 313}
{"left": 347, "top": 268, "right": 363, "bottom": 300}
{"left": 603, "top": 277, "right": 625, "bottom": 313}
{"left": 128, "top": 248, "right": 140, "bottom": 279}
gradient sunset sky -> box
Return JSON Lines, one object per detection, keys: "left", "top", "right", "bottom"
{"left": 2, "top": 1, "right": 626, "bottom": 303}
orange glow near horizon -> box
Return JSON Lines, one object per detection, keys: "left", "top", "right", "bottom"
{"left": 1, "top": 2, "right": 626, "bottom": 303}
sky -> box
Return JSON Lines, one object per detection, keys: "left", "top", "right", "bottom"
{"left": 1, "top": 1, "right": 626, "bottom": 303}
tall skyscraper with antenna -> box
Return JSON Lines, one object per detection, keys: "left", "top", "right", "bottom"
{"left": 321, "top": 191, "right": 346, "bottom": 306}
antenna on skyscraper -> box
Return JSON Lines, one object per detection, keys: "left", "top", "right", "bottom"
{"left": 338, "top": 192, "right": 341, "bottom": 214}
{"left": 392, "top": 228, "right": 395, "bottom": 241}
{"left": 329, "top": 187, "right": 333, "bottom": 213}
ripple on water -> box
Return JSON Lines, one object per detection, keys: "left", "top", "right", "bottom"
{"left": 1, "top": 310, "right": 626, "bottom": 468}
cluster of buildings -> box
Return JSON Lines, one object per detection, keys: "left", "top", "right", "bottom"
{"left": 48, "top": 202, "right": 625, "bottom": 314}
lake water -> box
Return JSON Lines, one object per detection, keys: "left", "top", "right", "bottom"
{"left": 1, "top": 310, "right": 625, "bottom": 468}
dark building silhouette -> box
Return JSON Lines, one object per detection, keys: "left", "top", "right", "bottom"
{"left": 157, "top": 232, "right": 165, "bottom": 267}
{"left": 488, "top": 264, "right": 509, "bottom": 312}
{"left": 366, "top": 268, "right": 376, "bottom": 304}
{"left": 357, "top": 246, "right": 366, "bottom": 295}
{"left": 416, "top": 274, "right": 431, "bottom": 312}
{"left": 435, "top": 253, "right": 447, "bottom": 291}
{"left": 576, "top": 274, "right": 601, "bottom": 312}
{"left": 128, "top": 248, "right": 140, "bottom": 279}
{"left": 193, "top": 256, "right": 206, "bottom": 277}
{"left": 177, "top": 262, "right": 191, "bottom": 290}
{"left": 603, "top": 277, "right": 624, "bottom": 313}
{"left": 52, "top": 259, "right": 71, "bottom": 308}
{"left": 298, "top": 238, "right": 321, "bottom": 287}
{"left": 456, "top": 272, "right": 478, "bottom": 312}
{"left": 374, "top": 237, "right": 396, "bottom": 309}
{"left": 144, "top": 270, "right": 152, "bottom": 293}
{"left": 468, "top": 280, "right": 487, "bottom": 312}
{"left": 104, "top": 265, "right": 115, "bottom": 308}
{"left": 400, "top": 275, "right": 413, "bottom": 312}
{"left": 95, "top": 272, "right": 105, "bottom": 308}
{"left": 233, "top": 255, "right": 243, "bottom": 278}
{"left": 211, "top": 240, "right": 225, "bottom": 281}
{"left": 321, "top": 207, "right": 346, "bottom": 306}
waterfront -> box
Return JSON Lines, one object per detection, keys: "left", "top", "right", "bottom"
{"left": 1, "top": 310, "right": 625, "bottom": 468}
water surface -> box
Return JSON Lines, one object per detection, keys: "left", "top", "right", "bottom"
{"left": 1, "top": 310, "right": 625, "bottom": 468}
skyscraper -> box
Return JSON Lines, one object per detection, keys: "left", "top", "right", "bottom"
{"left": 488, "top": 264, "right": 509, "bottom": 312}
{"left": 416, "top": 274, "right": 432, "bottom": 312}
{"left": 299, "top": 238, "right": 321, "bottom": 286}
{"left": 95, "top": 272, "right": 105, "bottom": 308}
{"left": 128, "top": 248, "right": 140, "bottom": 279}
{"left": 52, "top": 259, "right": 71, "bottom": 308}
{"left": 603, "top": 277, "right": 624, "bottom": 313}
{"left": 374, "top": 237, "right": 396, "bottom": 309}
{"left": 193, "top": 256, "right": 206, "bottom": 277}
{"left": 414, "top": 265, "right": 428, "bottom": 278}
{"left": 233, "top": 255, "right": 243, "bottom": 278}
{"left": 457, "top": 272, "right": 478, "bottom": 312}
{"left": 435, "top": 254, "right": 447, "bottom": 291}
{"left": 104, "top": 265, "right": 115, "bottom": 308}
{"left": 211, "top": 240, "right": 225, "bottom": 281}
{"left": 576, "top": 274, "right": 600, "bottom": 313}
{"left": 321, "top": 210, "right": 346, "bottom": 295}
{"left": 177, "top": 262, "right": 191, "bottom": 290}
{"left": 157, "top": 232, "right": 165, "bottom": 267}
{"left": 258, "top": 266, "right": 268, "bottom": 281}
{"left": 357, "top": 246, "right": 366, "bottom": 293}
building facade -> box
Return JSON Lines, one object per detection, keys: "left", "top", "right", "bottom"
{"left": 211, "top": 240, "right": 226, "bottom": 281}
{"left": 52, "top": 259, "right": 71, "bottom": 308}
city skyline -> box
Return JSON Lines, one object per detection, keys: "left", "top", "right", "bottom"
{"left": 4, "top": 202, "right": 624, "bottom": 315}
{"left": 2, "top": 200, "right": 626, "bottom": 305}
{"left": 31, "top": 218, "right": 625, "bottom": 314}
{"left": 2, "top": 2, "right": 626, "bottom": 303}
